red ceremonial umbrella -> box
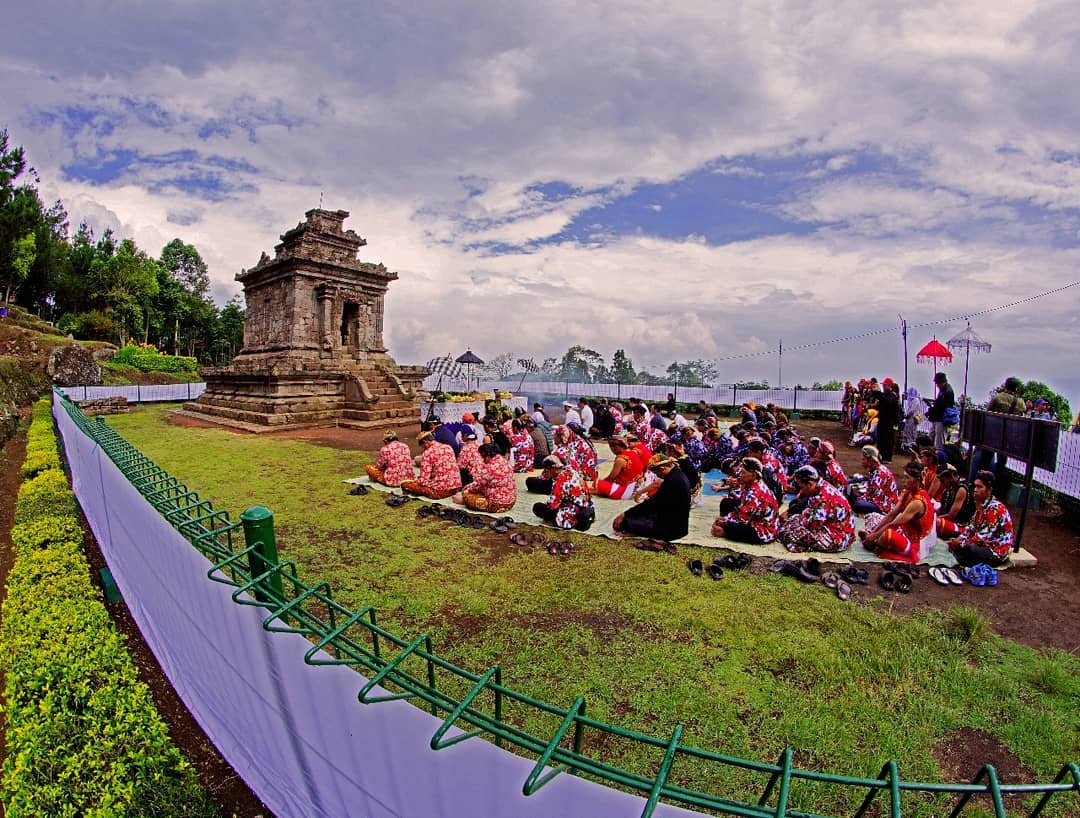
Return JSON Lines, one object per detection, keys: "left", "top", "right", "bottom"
{"left": 916, "top": 337, "right": 953, "bottom": 377}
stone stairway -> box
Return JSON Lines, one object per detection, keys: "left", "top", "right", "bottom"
{"left": 339, "top": 364, "right": 421, "bottom": 426}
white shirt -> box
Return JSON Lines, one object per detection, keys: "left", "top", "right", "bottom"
{"left": 674, "top": 413, "right": 689, "bottom": 428}
{"left": 563, "top": 407, "right": 581, "bottom": 426}
{"left": 580, "top": 405, "right": 594, "bottom": 431}
{"left": 531, "top": 410, "right": 547, "bottom": 424}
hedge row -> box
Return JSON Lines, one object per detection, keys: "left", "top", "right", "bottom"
{"left": 112, "top": 344, "right": 198, "bottom": 374}
{"left": 1, "top": 397, "right": 218, "bottom": 818}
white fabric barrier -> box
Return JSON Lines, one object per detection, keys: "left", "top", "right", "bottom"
{"left": 1006, "top": 429, "right": 1080, "bottom": 500}
{"left": 54, "top": 402, "right": 701, "bottom": 818}
{"left": 59, "top": 383, "right": 206, "bottom": 402}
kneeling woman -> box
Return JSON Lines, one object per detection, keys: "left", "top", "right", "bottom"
{"left": 859, "top": 462, "right": 933, "bottom": 563}
{"left": 594, "top": 437, "right": 644, "bottom": 499}
{"left": 455, "top": 443, "right": 518, "bottom": 513}
{"left": 710, "top": 457, "right": 779, "bottom": 544}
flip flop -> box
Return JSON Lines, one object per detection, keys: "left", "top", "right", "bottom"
{"left": 880, "top": 571, "right": 898, "bottom": 592}
{"left": 836, "top": 580, "right": 853, "bottom": 601}
{"left": 529, "top": 532, "right": 547, "bottom": 547}
{"left": 634, "top": 539, "right": 663, "bottom": 552}
{"left": 803, "top": 557, "right": 822, "bottom": 579}
{"left": 500, "top": 517, "right": 517, "bottom": 529}
{"left": 559, "top": 541, "right": 574, "bottom": 555}
{"left": 944, "top": 567, "right": 964, "bottom": 585}
{"left": 491, "top": 523, "right": 509, "bottom": 534}
{"left": 547, "top": 541, "right": 561, "bottom": 555}
{"left": 508, "top": 532, "right": 529, "bottom": 546}
{"left": 660, "top": 541, "right": 678, "bottom": 555}
{"left": 706, "top": 563, "right": 724, "bottom": 580}
{"left": 470, "top": 516, "right": 486, "bottom": 529}
{"left": 687, "top": 558, "right": 704, "bottom": 576}
{"left": 929, "top": 566, "right": 950, "bottom": 586}
{"left": 822, "top": 572, "right": 840, "bottom": 589}
{"left": 895, "top": 573, "right": 913, "bottom": 593}
{"left": 348, "top": 484, "right": 369, "bottom": 495}
{"left": 769, "top": 559, "right": 792, "bottom": 573}
{"left": 734, "top": 553, "right": 753, "bottom": 569}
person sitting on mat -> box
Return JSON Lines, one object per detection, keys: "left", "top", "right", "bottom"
{"left": 525, "top": 418, "right": 551, "bottom": 469}
{"left": 612, "top": 455, "right": 691, "bottom": 542}
{"left": 935, "top": 463, "right": 976, "bottom": 538}
{"left": 848, "top": 445, "right": 899, "bottom": 515}
{"left": 455, "top": 443, "right": 518, "bottom": 513}
{"left": 594, "top": 437, "right": 644, "bottom": 499}
{"left": 710, "top": 457, "right": 779, "bottom": 544}
{"left": 778, "top": 465, "right": 856, "bottom": 554}
{"left": 456, "top": 430, "right": 484, "bottom": 486}
{"left": 532, "top": 455, "right": 595, "bottom": 530}
{"left": 365, "top": 430, "right": 415, "bottom": 487}
{"left": 945, "top": 470, "right": 1014, "bottom": 567}
{"left": 564, "top": 422, "right": 599, "bottom": 483}
{"left": 509, "top": 418, "right": 535, "bottom": 472}
{"left": 400, "top": 431, "right": 463, "bottom": 499}
{"left": 858, "top": 462, "right": 934, "bottom": 563}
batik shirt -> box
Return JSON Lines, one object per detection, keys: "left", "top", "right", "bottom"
{"left": 610, "top": 405, "right": 624, "bottom": 435}
{"left": 800, "top": 480, "right": 855, "bottom": 551}
{"left": 865, "top": 463, "right": 899, "bottom": 513}
{"left": 824, "top": 459, "right": 848, "bottom": 489}
{"left": 684, "top": 436, "right": 709, "bottom": 471}
{"left": 723, "top": 479, "right": 779, "bottom": 542}
{"left": 957, "top": 497, "right": 1014, "bottom": 560}
{"left": 547, "top": 468, "right": 593, "bottom": 529}
{"left": 465, "top": 456, "right": 517, "bottom": 508}
{"left": 419, "top": 441, "right": 463, "bottom": 493}
{"left": 780, "top": 442, "right": 810, "bottom": 474}
{"left": 457, "top": 440, "right": 484, "bottom": 480}
{"left": 760, "top": 450, "right": 789, "bottom": 493}
{"left": 567, "top": 435, "right": 599, "bottom": 482}
{"left": 375, "top": 440, "right": 415, "bottom": 486}
{"left": 509, "top": 429, "right": 535, "bottom": 472}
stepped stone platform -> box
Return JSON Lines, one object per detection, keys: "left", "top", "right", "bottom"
{"left": 185, "top": 208, "right": 427, "bottom": 431}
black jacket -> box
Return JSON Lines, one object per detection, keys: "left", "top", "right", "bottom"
{"left": 624, "top": 468, "right": 692, "bottom": 541}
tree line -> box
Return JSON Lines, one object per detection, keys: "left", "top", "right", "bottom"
{"left": 0, "top": 128, "right": 243, "bottom": 363}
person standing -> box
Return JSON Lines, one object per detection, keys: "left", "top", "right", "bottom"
{"left": 969, "top": 377, "right": 1027, "bottom": 482}
{"left": 577, "top": 398, "right": 594, "bottom": 436}
{"left": 924, "top": 372, "right": 956, "bottom": 449}
{"left": 874, "top": 379, "right": 901, "bottom": 463}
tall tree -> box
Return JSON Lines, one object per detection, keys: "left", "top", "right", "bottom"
{"left": 611, "top": 349, "right": 636, "bottom": 384}
{"left": 90, "top": 238, "right": 160, "bottom": 345}
{"left": 558, "top": 345, "right": 604, "bottom": 382}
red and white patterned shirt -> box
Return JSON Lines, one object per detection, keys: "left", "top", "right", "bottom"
{"left": 510, "top": 429, "right": 535, "bottom": 472}
{"left": 375, "top": 440, "right": 415, "bottom": 487}
{"left": 723, "top": 479, "right": 779, "bottom": 542}
{"left": 457, "top": 440, "right": 484, "bottom": 479}
{"left": 824, "top": 459, "right": 848, "bottom": 489}
{"left": 865, "top": 463, "right": 899, "bottom": 513}
{"left": 465, "top": 456, "right": 517, "bottom": 508}
{"left": 547, "top": 468, "right": 593, "bottom": 529}
{"left": 610, "top": 405, "right": 624, "bottom": 435}
{"left": 957, "top": 497, "right": 1014, "bottom": 560}
{"left": 800, "top": 480, "right": 855, "bottom": 551}
{"left": 567, "top": 435, "right": 598, "bottom": 482}
{"left": 419, "top": 442, "right": 462, "bottom": 493}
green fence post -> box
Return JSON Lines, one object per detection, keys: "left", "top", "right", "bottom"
{"left": 241, "top": 505, "right": 282, "bottom": 602}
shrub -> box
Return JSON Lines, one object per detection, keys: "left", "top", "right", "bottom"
{"left": 2, "top": 396, "right": 218, "bottom": 818}
{"left": 112, "top": 342, "right": 198, "bottom": 374}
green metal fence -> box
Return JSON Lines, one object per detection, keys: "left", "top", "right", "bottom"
{"left": 55, "top": 389, "right": 1080, "bottom": 818}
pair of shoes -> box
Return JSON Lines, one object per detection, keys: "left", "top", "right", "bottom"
{"left": 821, "top": 572, "right": 854, "bottom": 600}
{"left": 416, "top": 504, "right": 438, "bottom": 518}
{"left": 885, "top": 561, "right": 921, "bottom": 578}
{"left": 769, "top": 559, "right": 820, "bottom": 584}
{"left": 929, "top": 565, "right": 964, "bottom": 586}
{"left": 838, "top": 564, "right": 869, "bottom": 585}
{"left": 498, "top": 516, "right": 516, "bottom": 529}
{"left": 547, "top": 541, "right": 574, "bottom": 556}
{"left": 716, "top": 553, "right": 753, "bottom": 570}
{"left": 348, "top": 484, "right": 369, "bottom": 496}
{"left": 634, "top": 539, "right": 665, "bottom": 552}
{"left": 385, "top": 494, "right": 410, "bottom": 507}
{"left": 490, "top": 520, "right": 510, "bottom": 533}
{"left": 880, "top": 570, "right": 913, "bottom": 593}
{"left": 509, "top": 532, "right": 529, "bottom": 547}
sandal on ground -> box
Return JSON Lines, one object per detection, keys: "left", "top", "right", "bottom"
{"left": 822, "top": 572, "right": 840, "bottom": 589}
{"left": 547, "top": 541, "right": 561, "bottom": 555}
{"left": 929, "top": 566, "right": 950, "bottom": 586}
{"left": 500, "top": 517, "right": 517, "bottom": 529}
{"left": 706, "top": 563, "right": 724, "bottom": 580}
{"left": 559, "top": 541, "right": 574, "bottom": 555}
{"left": 839, "top": 564, "right": 869, "bottom": 585}
{"left": 633, "top": 539, "right": 663, "bottom": 552}
{"left": 880, "top": 571, "right": 898, "bottom": 592}
{"left": 836, "top": 580, "right": 853, "bottom": 601}
{"left": 944, "top": 567, "right": 964, "bottom": 585}
{"left": 348, "top": 484, "right": 369, "bottom": 495}
{"left": 529, "top": 532, "right": 547, "bottom": 546}
{"left": 660, "top": 541, "right": 677, "bottom": 555}
{"left": 895, "top": 573, "right": 913, "bottom": 593}
{"left": 687, "top": 558, "right": 704, "bottom": 576}
{"left": 491, "top": 523, "right": 509, "bottom": 533}
{"left": 508, "top": 532, "right": 529, "bottom": 547}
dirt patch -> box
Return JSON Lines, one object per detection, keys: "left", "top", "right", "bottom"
{"left": 933, "top": 726, "right": 1034, "bottom": 785}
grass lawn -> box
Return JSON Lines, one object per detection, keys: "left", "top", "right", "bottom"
{"left": 105, "top": 405, "right": 1080, "bottom": 818}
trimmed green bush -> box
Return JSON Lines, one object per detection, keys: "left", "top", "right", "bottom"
{"left": 112, "top": 343, "right": 198, "bottom": 374}
{"left": 2, "top": 396, "right": 218, "bottom": 818}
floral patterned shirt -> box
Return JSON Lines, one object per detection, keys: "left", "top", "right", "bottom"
{"left": 566, "top": 435, "right": 599, "bottom": 482}
{"left": 547, "top": 468, "right": 593, "bottom": 529}
{"left": 375, "top": 440, "right": 415, "bottom": 486}
{"left": 723, "top": 479, "right": 779, "bottom": 542}
{"left": 465, "top": 455, "right": 517, "bottom": 508}
{"left": 419, "top": 441, "right": 463, "bottom": 493}
{"left": 957, "top": 497, "right": 1014, "bottom": 559}
{"left": 865, "top": 463, "right": 899, "bottom": 513}
{"left": 760, "top": 450, "right": 789, "bottom": 493}
{"left": 610, "top": 406, "right": 624, "bottom": 435}
{"left": 510, "top": 429, "right": 535, "bottom": 472}
{"left": 684, "top": 436, "right": 709, "bottom": 471}
{"left": 457, "top": 440, "right": 484, "bottom": 480}
{"left": 824, "top": 459, "right": 848, "bottom": 489}
{"left": 800, "top": 480, "right": 855, "bottom": 551}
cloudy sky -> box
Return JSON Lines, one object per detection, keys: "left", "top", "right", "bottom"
{"left": 3, "top": 1, "right": 1080, "bottom": 407}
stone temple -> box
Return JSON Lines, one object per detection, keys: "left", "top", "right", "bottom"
{"left": 183, "top": 208, "right": 427, "bottom": 430}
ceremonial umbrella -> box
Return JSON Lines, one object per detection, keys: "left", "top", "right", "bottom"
{"left": 916, "top": 338, "right": 953, "bottom": 377}
{"left": 947, "top": 323, "right": 992, "bottom": 408}
{"left": 424, "top": 355, "right": 465, "bottom": 420}
{"left": 455, "top": 349, "right": 484, "bottom": 392}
